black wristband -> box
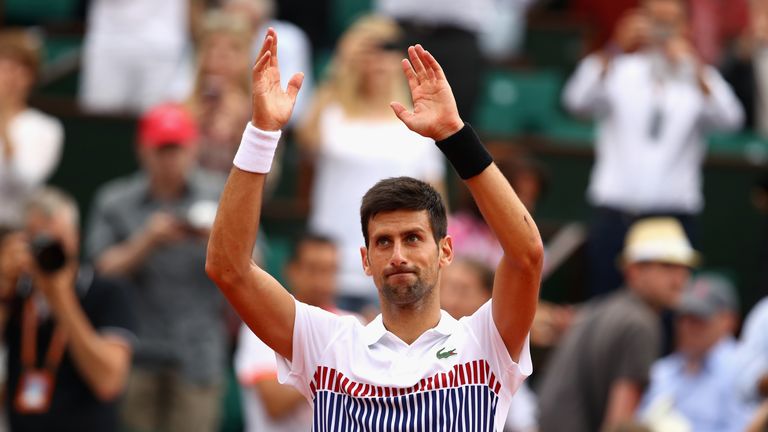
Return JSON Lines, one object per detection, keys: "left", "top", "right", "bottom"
{"left": 435, "top": 123, "right": 493, "bottom": 180}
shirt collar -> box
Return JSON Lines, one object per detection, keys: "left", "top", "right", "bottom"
{"left": 362, "top": 309, "right": 459, "bottom": 346}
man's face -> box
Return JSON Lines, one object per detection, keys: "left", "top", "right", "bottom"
{"left": 361, "top": 210, "right": 452, "bottom": 307}
{"left": 287, "top": 241, "right": 338, "bottom": 306}
{"left": 644, "top": 0, "right": 686, "bottom": 40}
{"left": 139, "top": 144, "right": 196, "bottom": 189}
{"left": 627, "top": 261, "right": 690, "bottom": 309}
{"left": 440, "top": 261, "right": 491, "bottom": 319}
{"left": 676, "top": 312, "right": 732, "bottom": 359}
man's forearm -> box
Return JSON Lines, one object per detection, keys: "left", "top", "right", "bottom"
{"left": 48, "top": 288, "right": 131, "bottom": 401}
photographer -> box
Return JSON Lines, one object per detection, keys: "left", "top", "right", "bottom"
{"left": 85, "top": 103, "right": 226, "bottom": 432}
{"left": 562, "top": 0, "right": 743, "bottom": 298}
{"left": 0, "top": 188, "right": 135, "bottom": 431}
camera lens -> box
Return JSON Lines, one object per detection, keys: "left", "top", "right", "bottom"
{"left": 31, "top": 234, "right": 67, "bottom": 273}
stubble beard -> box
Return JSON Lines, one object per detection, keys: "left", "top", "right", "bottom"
{"left": 380, "top": 272, "right": 435, "bottom": 308}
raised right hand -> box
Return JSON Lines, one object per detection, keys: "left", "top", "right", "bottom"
{"left": 144, "top": 212, "right": 186, "bottom": 246}
{"left": 251, "top": 28, "right": 304, "bottom": 131}
{"left": 0, "top": 232, "right": 32, "bottom": 296}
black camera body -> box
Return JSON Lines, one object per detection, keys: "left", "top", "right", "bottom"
{"left": 31, "top": 234, "right": 67, "bottom": 274}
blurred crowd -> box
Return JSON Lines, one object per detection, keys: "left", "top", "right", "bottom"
{"left": 1, "top": 0, "right": 768, "bottom": 431}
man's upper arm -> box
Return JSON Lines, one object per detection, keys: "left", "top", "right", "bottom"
{"left": 492, "top": 256, "right": 540, "bottom": 363}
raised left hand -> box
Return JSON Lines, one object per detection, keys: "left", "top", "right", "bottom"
{"left": 390, "top": 45, "right": 464, "bottom": 141}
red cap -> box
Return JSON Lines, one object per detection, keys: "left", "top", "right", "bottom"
{"left": 139, "top": 103, "right": 199, "bottom": 148}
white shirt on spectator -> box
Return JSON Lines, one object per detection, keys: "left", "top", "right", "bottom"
{"left": 276, "top": 299, "right": 532, "bottom": 431}
{"left": 375, "top": 0, "right": 494, "bottom": 33}
{"left": 235, "top": 324, "right": 313, "bottom": 432}
{"left": 308, "top": 104, "right": 444, "bottom": 299}
{"left": 563, "top": 51, "right": 743, "bottom": 214}
{"left": 735, "top": 297, "right": 768, "bottom": 405}
{"left": 0, "top": 108, "right": 63, "bottom": 227}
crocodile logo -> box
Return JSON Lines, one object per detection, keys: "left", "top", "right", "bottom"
{"left": 436, "top": 347, "right": 457, "bottom": 360}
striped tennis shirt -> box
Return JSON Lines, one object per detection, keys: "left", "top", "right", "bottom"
{"left": 277, "top": 299, "right": 532, "bottom": 431}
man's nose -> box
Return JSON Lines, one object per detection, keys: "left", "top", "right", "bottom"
{"left": 389, "top": 241, "right": 407, "bottom": 266}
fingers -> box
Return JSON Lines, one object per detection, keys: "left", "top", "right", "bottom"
{"left": 419, "top": 47, "right": 446, "bottom": 81}
{"left": 286, "top": 72, "right": 304, "bottom": 101}
{"left": 390, "top": 102, "right": 414, "bottom": 128}
{"left": 401, "top": 59, "right": 419, "bottom": 89}
{"left": 255, "top": 29, "right": 275, "bottom": 63}
{"left": 253, "top": 50, "right": 271, "bottom": 74}
{"left": 408, "top": 45, "right": 429, "bottom": 81}
{"left": 414, "top": 45, "right": 436, "bottom": 80}
{"left": 269, "top": 28, "right": 279, "bottom": 69}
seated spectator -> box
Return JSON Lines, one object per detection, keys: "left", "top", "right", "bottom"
{"left": 296, "top": 15, "right": 445, "bottom": 313}
{"left": 0, "top": 30, "right": 63, "bottom": 230}
{"left": 185, "top": 11, "right": 253, "bottom": 174}
{"left": 235, "top": 233, "right": 355, "bottom": 432}
{"left": 79, "top": 0, "right": 192, "bottom": 113}
{"left": 0, "top": 188, "right": 135, "bottom": 431}
{"left": 735, "top": 289, "right": 768, "bottom": 416}
{"left": 537, "top": 218, "right": 697, "bottom": 432}
{"left": 224, "top": 0, "right": 314, "bottom": 122}
{"left": 85, "top": 104, "right": 226, "bottom": 432}
{"left": 638, "top": 274, "right": 751, "bottom": 432}
{"left": 440, "top": 258, "right": 537, "bottom": 432}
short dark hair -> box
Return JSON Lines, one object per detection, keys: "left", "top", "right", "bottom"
{"left": 360, "top": 177, "right": 447, "bottom": 247}
{"left": 290, "top": 232, "right": 336, "bottom": 263}
{"left": 454, "top": 258, "right": 495, "bottom": 294}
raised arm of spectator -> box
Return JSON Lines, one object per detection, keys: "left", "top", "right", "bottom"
{"left": 391, "top": 45, "right": 543, "bottom": 362}
{"left": 206, "top": 29, "right": 304, "bottom": 361}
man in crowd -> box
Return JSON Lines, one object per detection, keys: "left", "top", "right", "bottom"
{"left": 639, "top": 273, "right": 751, "bottom": 431}
{"left": 86, "top": 104, "right": 226, "bottom": 432}
{"left": 0, "top": 188, "right": 135, "bottom": 431}
{"left": 537, "top": 217, "right": 696, "bottom": 432}
{"left": 206, "top": 30, "right": 542, "bottom": 429}
{"left": 563, "top": 0, "right": 743, "bottom": 297}
{"left": 0, "top": 30, "right": 63, "bottom": 229}
{"left": 234, "top": 233, "right": 340, "bottom": 432}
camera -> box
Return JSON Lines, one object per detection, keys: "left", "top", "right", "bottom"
{"left": 31, "top": 234, "right": 67, "bottom": 274}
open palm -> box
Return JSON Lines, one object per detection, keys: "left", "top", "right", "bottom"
{"left": 391, "top": 45, "right": 464, "bottom": 141}
{"left": 251, "top": 28, "right": 304, "bottom": 131}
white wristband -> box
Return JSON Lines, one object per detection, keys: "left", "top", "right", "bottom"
{"left": 233, "top": 122, "right": 282, "bottom": 173}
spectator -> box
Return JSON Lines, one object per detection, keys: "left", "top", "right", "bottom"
{"left": 79, "top": 0, "right": 193, "bottom": 113}
{"left": 296, "top": 15, "right": 445, "bottom": 313}
{"left": 440, "top": 258, "right": 538, "bottom": 432}
{"left": 185, "top": 11, "right": 253, "bottom": 174}
{"left": 85, "top": 104, "right": 226, "bottom": 432}
{"left": 235, "top": 233, "right": 352, "bottom": 432}
{"left": 375, "top": 0, "right": 489, "bottom": 120}
{"left": 537, "top": 218, "right": 697, "bottom": 432}
{"left": 563, "top": 0, "right": 744, "bottom": 297}
{"left": 224, "top": 0, "right": 314, "bottom": 123}
{"left": 0, "top": 30, "right": 63, "bottom": 230}
{"left": 638, "top": 274, "right": 751, "bottom": 432}
{"left": 0, "top": 187, "right": 135, "bottom": 431}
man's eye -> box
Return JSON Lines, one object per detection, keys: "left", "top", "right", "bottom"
{"left": 406, "top": 234, "right": 420, "bottom": 242}
{"left": 376, "top": 238, "right": 391, "bottom": 246}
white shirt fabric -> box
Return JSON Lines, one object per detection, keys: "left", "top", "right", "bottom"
{"left": 0, "top": 108, "right": 63, "bottom": 227}
{"left": 277, "top": 299, "right": 532, "bottom": 431}
{"left": 735, "top": 297, "right": 768, "bottom": 405}
{"left": 563, "top": 52, "right": 743, "bottom": 214}
{"left": 308, "top": 104, "right": 444, "bottom": 298}
{"left": 254, "top": 20, "right": 314, "bottom": 125}
{"left": 235, "top": 324, "right": 313, "bottom": 432}
{"left": 80, "top": 0, "right": 190, "bottom": 112}
{"left": 375, "top": 0, "right": 494, "bottom": 33}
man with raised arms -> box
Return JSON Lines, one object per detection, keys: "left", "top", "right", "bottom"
{"left": 206, "top": 28, "right": 543, "bottom": 431}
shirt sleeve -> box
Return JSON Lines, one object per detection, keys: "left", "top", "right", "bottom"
{"left": 698, "top": 66, "right": 744, "bottom": 132}
{"left": 734, "top": 299, "right": 768, "bottom": 402}
{"left": 562, "top": 54, "right": 610, "bottom": 117}
{"left": 615, "top": 317, "right": 660, "bottom": 383}
{"left": 83, "top": 277, "right": 138, "bottom": 347}
{"left": 276, "top": 299, "right": 348, "bottom": 401}
{"left": 84, "top": 186, "right": 123, "bottom": 263}
{"left": 2, "top": 112, "right": 63, "bottom": 189}
{"left": 462, "top": 300, "right": 532, "bottom": 397}
{"left": 235, "top": 323, "right": 280, "bottom": 386}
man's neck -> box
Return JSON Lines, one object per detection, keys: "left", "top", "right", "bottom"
{"left": 380, "top": 295, "right": 442, "bottom": 345}
{"left": 149, "top": 179, "right": 186, "bottom": 202}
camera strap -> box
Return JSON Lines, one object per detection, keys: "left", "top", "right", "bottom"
{"left": 14, "top": 297, "right": 68, "bottom": 414}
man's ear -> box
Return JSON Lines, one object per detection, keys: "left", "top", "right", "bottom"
{"left": 360, "top": 246, "right": 372, "bottom": 276}
{"left": 438, "top": 235, "right": 454, "bottom": 269}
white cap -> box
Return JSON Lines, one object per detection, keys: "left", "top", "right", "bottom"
{"left": 621, "top": 217, "right": 699, "bottom": 267}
